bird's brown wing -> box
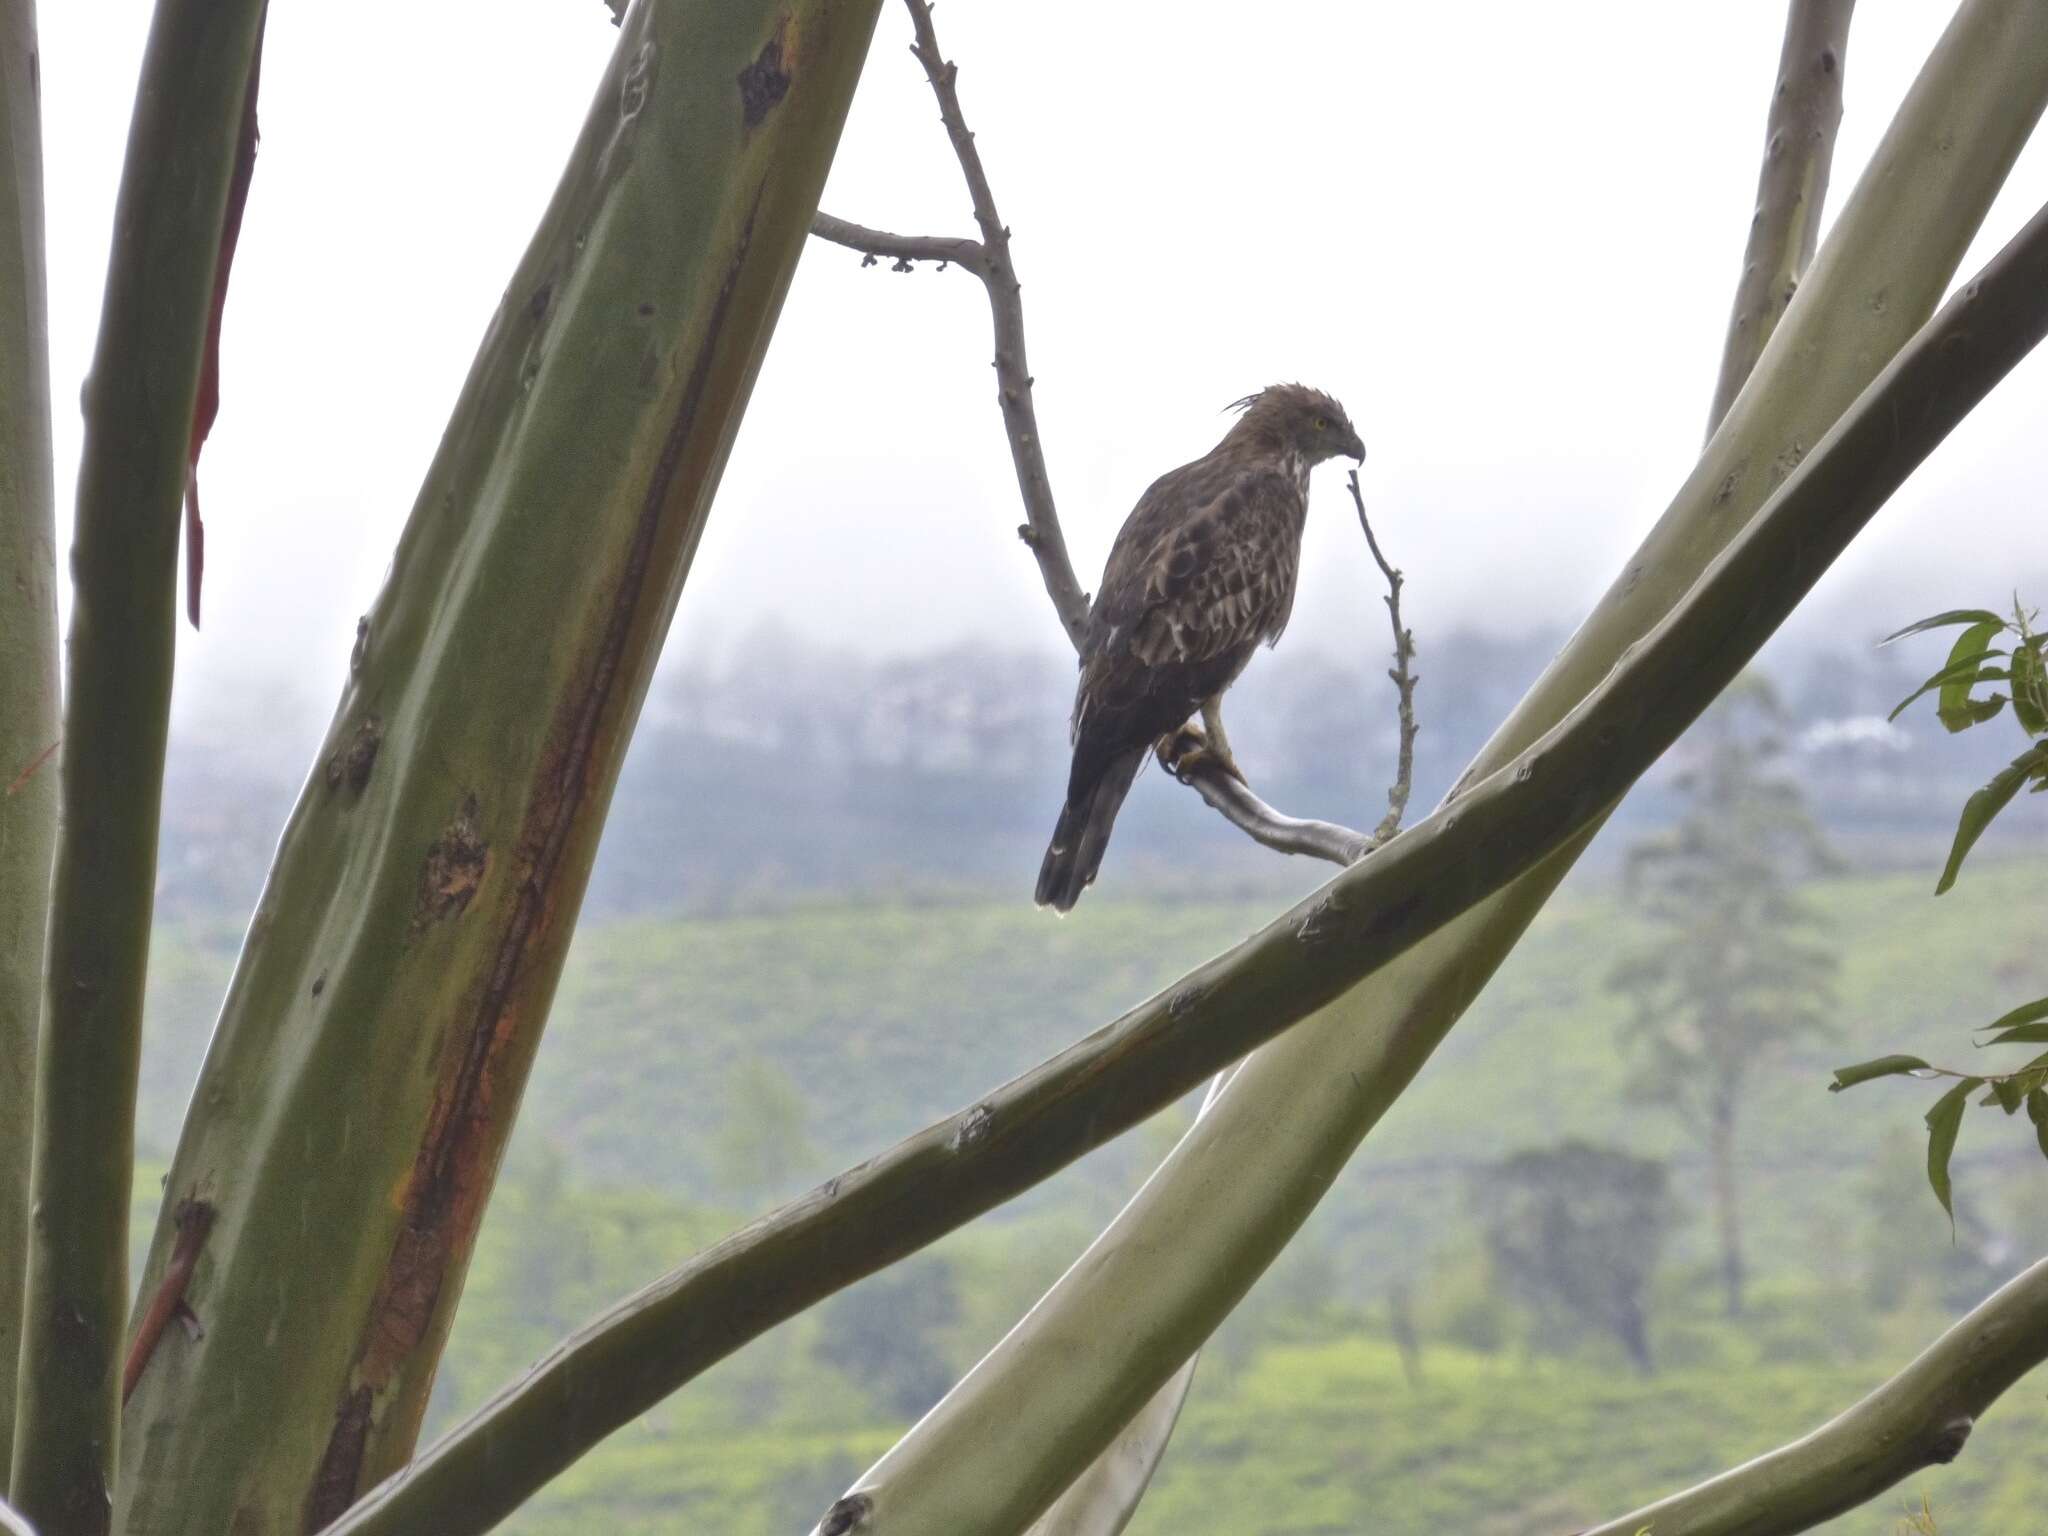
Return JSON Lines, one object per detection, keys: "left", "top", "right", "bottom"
{"left": 1071, "top": 459, "right": 1305, "bottom": 760}
{"left": 1039, "top": 455, "right": 1307, "bottom": 909}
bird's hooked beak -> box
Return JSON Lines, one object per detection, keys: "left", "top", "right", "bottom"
{"left": 1342, "top": 429, "right": 1366, "bottom": 465}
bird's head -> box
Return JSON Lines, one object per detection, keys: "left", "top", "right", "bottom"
{"left": 1226, "top": 383, "right": 1365, "bottom": 467}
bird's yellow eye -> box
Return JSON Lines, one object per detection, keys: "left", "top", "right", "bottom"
{"left": 1313, "top": 416, "right": 1328, "bottom": 430}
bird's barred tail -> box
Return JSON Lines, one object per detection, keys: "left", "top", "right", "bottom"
{"left": 1035, "top": 747, "right": 1146, "bottom": 913}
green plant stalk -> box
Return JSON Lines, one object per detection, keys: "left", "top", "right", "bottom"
{"left": 831, "top": 3, "right": 2048, "bottom": 1529}
{"left": 319, "top": 188, "right": 2048, "bottom": 1536}
{"left": 114, "top": 3, "right": 882, "bottom": 1532}
{"left": 1706, "top": 0, "right": 1855, "bottom": 436}
{"left": 8, "top": 4, "right": 265, "bottom": 1531}
{"left": 1580, "top": 1255, "right": 2048, "bottom": 1536}
{"left": 1019, "top": 1069, "right": 1232, "bottom": 1536}
{"left": 1019, "top": 1365, "right": 1193, "bottom": 1536}
{"left": 0, "top": 0, "right": 57, "bottom": 1489}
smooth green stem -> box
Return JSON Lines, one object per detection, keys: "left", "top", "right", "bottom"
{"left": 325, "top": 191, "right": 2048, "bottom": 1536}
{"left": 1581, "top": 1256, "right": 2048, "bottom": 1536}
{"left": 1707, "top": 0, "right": 1856, "bottom": 436}
{"left": 1020, "top": 1070, "right": 1232, "bottom": 1536}
{"left": 830, "top": 3, "right": 2048, "bottom": 1528}
{"left": 0, "top": 0, "right": 58, "bottom": 1490}
{"left": 117, "top": 3, "right": 884, "bottom": 1531}
{"left": 7, "top": 4, "right": 264, "bottom": 1531}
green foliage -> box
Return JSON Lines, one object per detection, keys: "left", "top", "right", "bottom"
{"left": 1882, "top": 598, "right": 2048, "bottom": 890}
{"left": 1921, "top": 1079, "right": 1980, "bottom": 1228}
{"left": 1831, "top": 995, "right": 2048, "bottom": 1221}
{"left": 1833, "top": 596, "right": 2048, "bottom": 1215}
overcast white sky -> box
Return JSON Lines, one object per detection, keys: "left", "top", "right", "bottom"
{"left": 32, "top": 2, "right": 2048, "bottom": 741}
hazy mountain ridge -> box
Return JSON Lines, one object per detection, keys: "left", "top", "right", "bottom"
{"left": 155, "top": 623, "right": 2045, "bottom": 918}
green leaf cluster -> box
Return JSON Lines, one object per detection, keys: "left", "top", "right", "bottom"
{"left": 1831, "top": 993, "right": 2048, "bottom": 1222}
{"left": 1883, "top": 600, "right": 2048, "bottom": 891}
{"left": 1837, "top": 598, "right": 2047, "bottom": 1217}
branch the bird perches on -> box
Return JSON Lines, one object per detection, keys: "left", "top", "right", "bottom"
{"left": 811, "top": 0, "right": 1418, "bottom": 874}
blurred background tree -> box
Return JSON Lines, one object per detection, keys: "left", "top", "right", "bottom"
{"left": 1476, "top": 1140, "right": 1674, "bottom": 1374}
{"left": 1609, "top": 678, "right": 1841, "bottom": 1316}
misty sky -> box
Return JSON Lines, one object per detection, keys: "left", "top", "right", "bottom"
{"left": 31, "top": 2, "right": 2048, "bottom": 743}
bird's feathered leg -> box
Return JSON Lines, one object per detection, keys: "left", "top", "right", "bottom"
{"left": 1158, "top": 696, "right": 1248, "bottom": 787}
{"left": 1201, "top": 696, "right": 1242, "bottom": 781}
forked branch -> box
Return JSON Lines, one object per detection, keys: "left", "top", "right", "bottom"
{"left": 1352, "top": 469, "right": 1418, "bottom": 844}
{"left": 812, "top": 0, "right": 1413, "bottom": 866}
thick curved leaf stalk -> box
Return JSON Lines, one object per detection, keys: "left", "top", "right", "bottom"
{"left": 324, "top": 185, "right": 2048, "bottom": 1536}
{"left": 115, "top": 3, "right": 883, "bottom": 1532}
{"left": 9, "top": 3, "right": 266, "bottom": 1531}
{"left": 1019, "top": 1069, "right": 1231, "bottom": 1536}
{"left": 1581, "top": 1255, "right": 2048, "bottom": 1536}
{"left": 0, "top": 0, "right": 57, "bottom": 1487}
{"left": 828, "top": 4, "right": 2048, "bottom": 1528}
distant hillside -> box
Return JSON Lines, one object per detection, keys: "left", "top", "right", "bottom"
{"left": 141, "top": 858, "right": 2048, "bottom": 1276}
{"left": 133, "top": 861, "right": 2048, "bottom": 1535}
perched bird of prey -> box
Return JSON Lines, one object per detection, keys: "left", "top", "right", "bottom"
{"left": 1035, "top": 384, "right": 1366, "bottom": 912}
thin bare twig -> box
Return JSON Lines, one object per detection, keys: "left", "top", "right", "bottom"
{"left": 808, "top": 212, "right": 986, "bottom": 276}
{"left": 812, "top": 0, "right": 1413, "bottom": 869}
{"left": 903, "top": 0, "right": 1086, "bottom": 645}
{"left": 1351, "top": 470, "right": 1418, "bottom": 845}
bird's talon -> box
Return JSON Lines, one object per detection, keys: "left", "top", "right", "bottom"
{"left": 1159, "top": 725, "right": 1247, "bottom": 787}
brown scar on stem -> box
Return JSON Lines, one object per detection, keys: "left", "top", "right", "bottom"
{"left": 324, "top": 715, "right": 383, "bottom": 798}
{"left": 302, "top": 182, "right": 771, "bottom": 1527}
{"left": 305, "top": 1386, "right": 373, "bottom": 1532}
{"left": 123, "top": 1198, "right": 217, "bottom": 1402}
{"left": 410, "top": 792, "right": 489, "bottom": 933}
{"left": 737, "top": 26, "right": 792, "bottom": 127}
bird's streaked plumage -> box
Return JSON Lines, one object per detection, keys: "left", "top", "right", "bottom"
{"left": 1036, "top": 384, "right": 1365, "bottom": 911}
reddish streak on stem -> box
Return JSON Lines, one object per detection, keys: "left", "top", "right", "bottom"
{"left": 124, "top": 1199, "right": 216, "bottom": 1403}
{"left": 185, "top": 7, "right": 267, "bottom": 629}
{"left": 4, "top": 738, "right": 59, "bottom": 797}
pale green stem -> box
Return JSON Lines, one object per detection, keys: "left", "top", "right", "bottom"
{"left": 1020, "top": 1069, "right": 1233, "bottom": 1536}
{"left": 1707, "top": 0, "right": 1856, "bottom": 435}
{"left": 1580, "top": 1255, "right": 2048, "bottom": 1536}
{"left": 0, "top": 0, "right": 57, "bottom": 1488}
{"left": 116, "top": 3, "right": 885, "bottom": 1531}
{"left": 8, "top": 4, "right": 265, "bottom": 1531}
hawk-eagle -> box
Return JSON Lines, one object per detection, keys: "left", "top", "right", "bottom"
{"left": 1036, "top": 384, "right": 1365, "bottom": 911}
